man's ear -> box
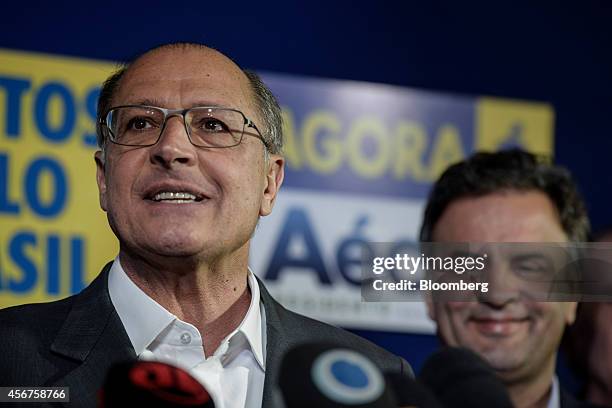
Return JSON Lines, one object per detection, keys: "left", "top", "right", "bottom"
{"left": 260, "top": 154, "right": 285, "bottom": 217}
{"left": 94, "top": 151, "right": 108, "bottom": 212}
{"left": 425, "top": 291, "right": 436, "bottom": 321}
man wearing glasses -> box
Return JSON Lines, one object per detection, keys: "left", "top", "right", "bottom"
{"left": 420, "top": 149, "right": 598, "bottom": 408}
{"left": 0, "top": 43, "right": 412, "bottom": 407}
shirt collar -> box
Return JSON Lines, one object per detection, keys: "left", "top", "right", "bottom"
{"left": 107, "top": 258, "right": 265, "bottom": 369}
{"left": 547, "top": 376, "right": 560, "bottom": 408}
{"left": 235, "top": 269, "right": 265, "bottom": 369}
{"left": 108, "top": 257, "right": 175, "bottom": 356}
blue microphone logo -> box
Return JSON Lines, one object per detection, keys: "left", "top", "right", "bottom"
{"left": 311, "top": 349, "right": 384, "bottom": 404}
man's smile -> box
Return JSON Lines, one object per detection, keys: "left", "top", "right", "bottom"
{"left": 468, "top": 315, "right": 531, "bottom": 337}
{"left": 142, "top": 181, "right": 210, "bottom": 204}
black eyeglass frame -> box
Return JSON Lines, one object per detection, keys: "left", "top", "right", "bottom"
{"left": 100, "top": 105, "right": 270, "bottom": 150}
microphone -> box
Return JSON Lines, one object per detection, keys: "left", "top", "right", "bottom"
{"left": 384, "top": 372, "right": 443, "bottom": 408}
{"left": 99, "top": 360, "right": 215, "bottom": 407}
{"left": 278, "top": 342, "right": 397, "bottom": 407}
{"left": 419, "top": 347, "right": 513, "bottom": 408}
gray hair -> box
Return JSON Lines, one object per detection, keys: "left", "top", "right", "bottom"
{"left": 243, "top": 69, "right": 283, "bottom": 155}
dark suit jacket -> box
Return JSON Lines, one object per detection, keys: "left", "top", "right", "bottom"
{"left": 0, "top": 262, "right": 412, "bottom": 407}
{"left": 561, "top": 388, "right": 609, "bottom": 408}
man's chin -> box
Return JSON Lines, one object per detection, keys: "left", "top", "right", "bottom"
{"left": 477, "top": 349, "right": 529, "bottom": 377}
{"left": 123, "top": 241, "right": 210, "bottom": 262}
{"left": 151, "top": 242, "right": 221, "bottom": 260}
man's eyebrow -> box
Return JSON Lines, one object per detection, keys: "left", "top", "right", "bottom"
{"left": 124, "top": 98, "right": 225, "bottom": 108}
{"left": 509, "top": 252, "right": 556, "bottom": 264}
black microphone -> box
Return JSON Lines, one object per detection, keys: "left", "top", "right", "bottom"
{"left": 278, "top": 342, "right": 398, "bottom": 408}
{"left": 419, "top": 347, "right": 513, "bottom": 408}
{"left": 100, "top": 360, "right": 215, "bottom": 407}
{"left": 384, "top": 372, "right": 443, "bottom": 408}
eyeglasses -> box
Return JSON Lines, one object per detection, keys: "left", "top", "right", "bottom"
{"left": 100, "top": 105, "right": 270, "bottom": 150}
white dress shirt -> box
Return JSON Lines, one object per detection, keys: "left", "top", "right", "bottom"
{"left": 108, "top": 258, "right": 266, "bottom": 408}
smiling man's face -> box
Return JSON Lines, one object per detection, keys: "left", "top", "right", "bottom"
{"left": 95, "top": 46, "right": 283, "bottom": 264}
{"left": 427, "top": 190, "right": 577, "bottom": 381}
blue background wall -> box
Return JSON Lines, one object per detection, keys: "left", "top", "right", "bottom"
{"left": 1, "top": 0, "right": 610, "bottom": 376}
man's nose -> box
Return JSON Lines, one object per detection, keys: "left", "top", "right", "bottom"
{"left": 149, "top": 115, "right": 197, "bottom": 168}
{"left": 477, "top": 263, "right": 522, "bottom": 307}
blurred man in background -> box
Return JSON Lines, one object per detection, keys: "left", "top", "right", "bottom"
{"left": 420, "top": 149, "right": 599, "bottom": 408}
{"left": 565, "top": 228, "right": 612, "bottom": 406}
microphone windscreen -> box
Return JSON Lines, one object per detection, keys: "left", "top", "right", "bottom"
{"left": 100, "top": 360, "right": 215, "bottom": 407}
{"left": 278, "top": 342, "right": 397, "bottom": 408}
{"left": 419, "top": 347, "right": 513, "bottom": 408}
{"left": 384, "top": 372, "right": 443, "bottom": 408}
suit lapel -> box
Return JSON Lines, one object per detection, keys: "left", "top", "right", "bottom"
{"left": 48, "top": 262, "right": 136, "bottom": 406}
{"left": 258, "top": 278, "right": 292, "bottom": 408}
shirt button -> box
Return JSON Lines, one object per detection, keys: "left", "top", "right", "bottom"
{"left": 180, "top": 333, "right": 192, "bottom": 345}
